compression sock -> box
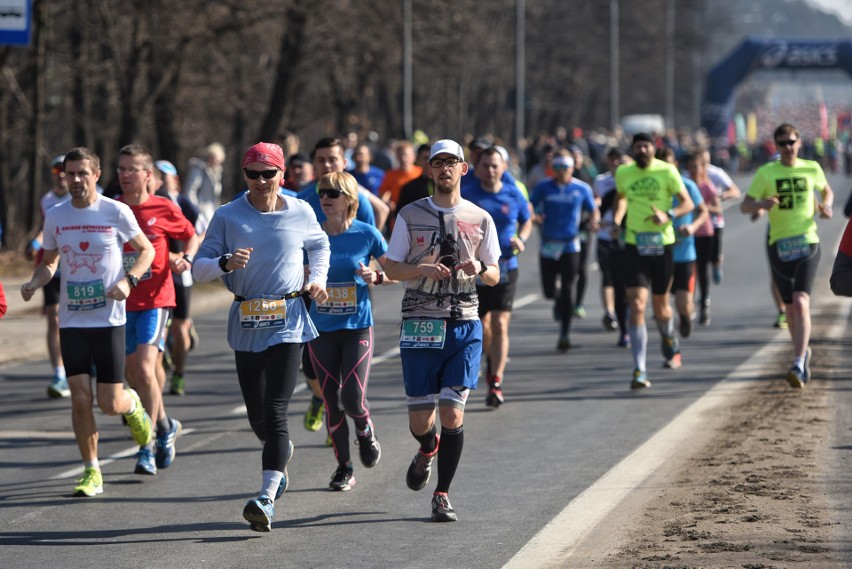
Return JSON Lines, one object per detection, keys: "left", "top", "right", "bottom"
{"left": 629, "top": 325, "right": 648, "bottom": 370}
{"left": 435, "top": 425, "right": 464, "bottom": 494}
{"left": 656, "top": 317, "right": 674, "bottom": 339}
{"left": 260, "top": 469, "right": 283, "bottom": 500}
{"left": 411, "top": 424, "right": 438, "bottom": 454}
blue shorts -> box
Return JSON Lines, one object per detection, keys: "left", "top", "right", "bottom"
{"left": 125, "top": 308, "right": 169, "bottom": 355}
{"left": 400, "top": 319, "right": 482, "bottom": 398}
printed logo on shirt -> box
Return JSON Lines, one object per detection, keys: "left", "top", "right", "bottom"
{"left": 147, "top": 217, "right": 157, "bottom": 226}
{"left": 775, "top": 177, "right": 808, "bottom": 210}
{"left": 62, "top": 245, "right": 103, "bottom": 274}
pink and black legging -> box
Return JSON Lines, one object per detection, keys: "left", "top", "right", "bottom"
{"left": 308, "top": 327, "right": 374, "bottom": 465}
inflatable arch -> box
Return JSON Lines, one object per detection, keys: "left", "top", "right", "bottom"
{"left": 700, "top": 38, "right": 852, "bottom": 138}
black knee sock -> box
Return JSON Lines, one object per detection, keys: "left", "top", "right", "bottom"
{"left": 411, "top": 424, "right": 438, "bottom": 454}
{"left": 435, "top": 425, "right": 463, "bottom": 494}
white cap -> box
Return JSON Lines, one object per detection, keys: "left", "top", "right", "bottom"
{"left": 429, "top": 139, "right": 465, "bottom": 162}
{"left": 553, "top": 155, "right": 575, "bottom": 169}
{"left": 494, "top": 145, "right": 510, "bottom": 164}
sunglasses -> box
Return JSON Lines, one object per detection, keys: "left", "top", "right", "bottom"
{"left": 51, "top": 166, "right": 64, "bottom": 175}
{"left": 776, "top": 139, "right": 798, "bottom": 147}
{"left": 318, "top": 188, "right": 344, "bottom": 199}
{"left": 244, "top": 168, "right": 279, "bottom": 180}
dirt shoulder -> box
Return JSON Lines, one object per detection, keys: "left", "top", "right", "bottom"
{"left": 565, "top": 305, "right": 850, "bottom": 568}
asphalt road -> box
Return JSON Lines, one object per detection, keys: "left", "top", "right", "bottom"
{"left": 1, "top": 172, "right": 850, "bottom": 569}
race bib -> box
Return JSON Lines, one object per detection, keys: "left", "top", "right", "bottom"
{"left": 66, "top": 279, "right": 106, "bottom": 311}
{"left": 317, "top": 282, "right": 357, "bottom": 315}
{"left": 540, "top": 240, "right": 566, "bottom": 260}
{"left": 776, "top": 235, "right": 810, "bottom": 263}
{"left": 122, "top": 252, "right": 152, "bottom": 281}
{"left": 400, "top": 319, "right": 447, "bottom": 349}
{"left": 636, "top": 232, "right": 664, "bottom": 257}
{"left": 239, "top": 297, "right": 287, "bottom": 329}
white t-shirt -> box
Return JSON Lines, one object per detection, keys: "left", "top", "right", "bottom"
{"left": 43, "top": 195, "right": 142, "bottom": 328}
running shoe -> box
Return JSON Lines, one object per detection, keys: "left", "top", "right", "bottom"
{"left": 431, "top": 492, "right": 457, "bottom": 522}
{"left": 712, "top": 266, "right": 723, "bottom": 285}
{"left": 134, "top": 446, "right": 157, "bottom": 475}
{"left": 661, "top": 335, "right": 679, "bottom": 362}
{"left": 47, "top": 376, "right": 70, "bottom": 399}
{"left": 786, "top": 365, "right": 806, "bottom": 389}
{"left": 630, "top": 369, "right": 651, "bottom": 390}
{"left": 774, "top": 312, "right": 788, "bottom": 330}
{"left": 573, "top": 305, "right": 586, "bottom": 319}
{"left": 275, "top": 440, "right": 295, "bottom": 500}
{"left": 556, "top": 335, "right": 571, "bottom": 353}
{"left": 123, "top": 388, "right": 154, "bottom": 447}
{"left": 169, "top": 372, "right": 185, "bottom": 396}
{"left": 304, "top": 398, "right": 324, "bottom": 432}
{"left": 485, "top": 384, "right": 504, "bottom": 408}
{"left": 155, "top": 418, "right": 182, "bottom": 469}
{"left": 73, "top": 467, "right": 103, "bottom": 497}
{"left": 699, "top": 304, "right": 711, "bottom": 326}
{"left": 329, "top": 464, "right": 356, "bottom": 491}
{"left": 678, "top": 312, "right": 693, "bottom": 339}
{"left": 356, "top": 424, "right": 382, "bottom": 468}
{"left": 406, "top": 436, "right": 440, "bottom": 491}
{"left": 243, "top": 497, "right": 274, "bottom": 532}
{"left": 617, "top": 333, "right": 631, "bottom": 348}
{"left": 602, "top": 312, "right": 618, "bottom": 331}
{"left": 664, "top": 353, "right": 682, "bottom": 370}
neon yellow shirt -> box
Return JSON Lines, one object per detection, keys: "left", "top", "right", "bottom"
{"left": 614, "top": 158, "right": 684, "bottom": 246}
{"left": 747, "top": 159, "right": 827, "bottom": 245}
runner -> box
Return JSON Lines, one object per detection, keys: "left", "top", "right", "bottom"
{"left": 384, "top": 139, "right": 500, "bottom": 522}
{"left": 699, "top": 148, "right": 741, "bottom": 285}
{"left": 31, "top": 155, "right": 72, "bottom": 398}
{"left": 658, "top": 148, "right": 709, "bottom": 338}
{"left": 20, "top": 147, "right": 156, "bottom": 497}
{"left": 685, "top": 152, "right": 722, "bottom": 326}
{"left": 153, "top": 160, "right": 202, "bottom": 396}
{"left": 593, "top": 148, "right": 631, "bottom": 345}
{"left": 741, "top": 123, "right": 833, "bottom": 388}
{"left": 307, "top": 172, "right": 389, "bottom": 491}
{"left": 613, "top": 133, "right": 693, "bottom": 389}
{"left": 117, "top": 145, "right": 198, "bottom": 475}
{"left": 192, "top": 142, "right": 330, "bottom": 532}
{"left": 530, "top": 149, "right": 599, "bottom": 352}
{"left": 461, "top": 147, "right": 532, "bottom": 406}
{"left": 830, "top": 215, "right": 852, "bottom": 296}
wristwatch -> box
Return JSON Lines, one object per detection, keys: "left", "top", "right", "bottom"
{"left": 477, "top": 259, "right": 488, "bottom": 275}
{"left": 219, "top": 254, "right": 233, "bottom": 273}
{"left": 182, "top": 254, "right": 194, "bottom": 265}
{"left": 126, "top": 273, "right": 139, "bottom": 288}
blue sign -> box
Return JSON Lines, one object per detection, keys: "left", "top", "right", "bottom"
{"left": 0, "top": 0, "right": 30, "bottom": 46}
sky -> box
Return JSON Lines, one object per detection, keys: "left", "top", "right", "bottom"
{"left": 805, "top": 0, "right": 852, "bottom": 25}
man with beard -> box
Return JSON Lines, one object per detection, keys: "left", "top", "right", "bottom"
{"left": 613, "top": 133, "right": 693, "bottom": 389}
{"left": 384, "top": 139, "right": 500, "bottom": 522}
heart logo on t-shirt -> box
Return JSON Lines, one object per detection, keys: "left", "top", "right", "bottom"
{"left": 80, "top": 241, "right": 90, "bottom": 251}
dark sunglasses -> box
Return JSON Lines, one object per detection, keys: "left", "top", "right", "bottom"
{"left": 318, "top": 188, "right": 343, "bottom": 199}
{"left": 776, "top": 139, "right": 798, "bottom": 147}
{"left": 244, "top": 168, "right": 278, "bottom": 180}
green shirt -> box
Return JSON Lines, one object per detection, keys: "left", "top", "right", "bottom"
{"left": 614, "top": 158, "right": 684, "bottom": 246}
{"left": 747, "top": 159, "right": 827, "bottom": 245}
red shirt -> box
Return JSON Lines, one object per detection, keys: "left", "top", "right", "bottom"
{"left": 120, "top": 196, "right": 195, "bottom": 311}
{"left": 0, "top": 281, "right": 6, "bottom": 318}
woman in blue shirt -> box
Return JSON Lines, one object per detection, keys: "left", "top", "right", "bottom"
{"left": 308, "top": 172, "right": 391, "bottom": 492}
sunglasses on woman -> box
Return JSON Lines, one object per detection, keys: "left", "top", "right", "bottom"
{"left": 244, "top": 168, "right": 279, "bottom": 180}
{"left": 318, "top": 188, "right": 344, "bottom": 199}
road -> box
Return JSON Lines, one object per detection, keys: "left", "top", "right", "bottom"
{"left": 1, "top": 172, "right": 850, "bottom": 568}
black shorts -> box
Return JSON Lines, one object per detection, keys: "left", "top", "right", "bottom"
{"left": 172, "top": 280, "right": 192, "bottom": 320}
{"left": 597, "top": 239, "right": 620, "bottom": 288}
{"left": 672, "top": 261, "right": 696, "bottom": 293}
{"left": 43, "top": 276, "right": 61, "bottom": 307}
{"left": 767, "top": 241, "right": 821, "bottom": 304}
{"left": 59, "top": 326, "right": 125, "bottom": 383}
{"left": 477, "top": 269, "right": 519, "bottom": 316}
{"left": 624, "top": 244, "right": 674, "bottom": 295}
